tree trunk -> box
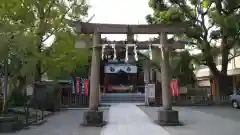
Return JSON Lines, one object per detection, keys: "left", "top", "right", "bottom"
{"left": 214, "top": 73, "right": 229, "bottom": 95}
{"left": 205, "top": 54, "right": 229, "bottom": 104}
{"left": 221, "top": 46, "right": 229, "bottom": 74}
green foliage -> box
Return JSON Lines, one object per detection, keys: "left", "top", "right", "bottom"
{"left": 0, "top": 0, "right": 89, "bottom": 110}
{"left": 171, "top": 51, "right": 196, "bottom": 85}
{"left": 0, "top": 0, "right": 89, "bottom": 81}
{"left": 45, "top": 31, "right": 91, "bottom": 79}
{"left": 147, "top": 0, "right": 240, "bottom": 77}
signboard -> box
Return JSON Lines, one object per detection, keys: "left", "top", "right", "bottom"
{"left": 170, "top": 79, "right": 179, "bottom": 96}
{"left": 145, "top": 84, "right": 155, "bottom": 105}
{"left": 179, "top": 86, "right": 187, "bottom": 94}
{"left": 104, "top": 64, "right": 137, "bottom": 73}
{"left": 148, "top": 84, "right": 155, "bottom": 98}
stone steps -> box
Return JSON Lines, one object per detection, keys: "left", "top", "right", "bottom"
{"left": 100, "top": 93, "right": 145, "bottom": 104}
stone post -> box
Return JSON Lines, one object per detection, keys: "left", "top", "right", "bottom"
{"left": 82, "top": 32, "right": 106, "bottom": 127}
{"left": 157, "top": 32, "right": 181, "bottom": 126}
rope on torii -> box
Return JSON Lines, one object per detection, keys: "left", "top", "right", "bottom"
{"left": 101, "top": 44, "right": 105, "bottom": 60}
{"left": 148, "top": 44, "right": 153, "bottom": 60}
{"left": 125, "top": 43, "right": 129, "bottom": 62}
{"left": 134, "top": 35, "right": 139, "bottom": 61}
{"left": 101, "top": 38, "right": 116, "bottom": 60}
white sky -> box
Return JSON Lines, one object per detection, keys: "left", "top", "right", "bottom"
{"left": 88, "top": 0, "right": 156, "bottom": 41}
{"left": 44, "top": 0, "right": 154, "bottom": 46}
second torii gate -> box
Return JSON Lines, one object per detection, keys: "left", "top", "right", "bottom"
{"left": 70, "top": 22, "right": 185, "bottom": 126}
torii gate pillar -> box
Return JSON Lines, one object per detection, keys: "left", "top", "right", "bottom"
{"left": 82, "top": 32, "right": 106, "bottom": 127}
{"left": 156, "top": 33, "right": 182, "bottom": 126}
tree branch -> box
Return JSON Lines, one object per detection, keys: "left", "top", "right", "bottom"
{"left": 45, "top": 0, "right": 57, "bottom": 17}
{"left": 177, "top": 3, "right": 201, "bottom": 24}
{"left": 42, "top": 5, "right": 72, "bottom": 42}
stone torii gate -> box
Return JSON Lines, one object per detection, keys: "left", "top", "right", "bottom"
{"left": 70, "top": 22, "right": 185, "bottom": 126}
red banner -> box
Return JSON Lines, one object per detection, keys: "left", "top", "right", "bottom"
{"left": 84, "top": 80, "right": 89, "bottom": 96}
{"left": 76, "top": 77, "right": 80, "bottom": 95}
{"left": 170, "top": 79, "right": 179, "bottom": 96}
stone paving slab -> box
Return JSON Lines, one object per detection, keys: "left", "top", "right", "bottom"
{"left": 141, "top": 106, "right": 240, "bottom": 135}
{"left": 3, "top": 109, "right": 108, "bottom": 135}
{"left": 100, "top": 103, "right": 170, "bottom": 135}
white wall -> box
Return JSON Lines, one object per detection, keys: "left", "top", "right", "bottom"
{"left": 194, "top": 49, "right": 240, "bottom": 78}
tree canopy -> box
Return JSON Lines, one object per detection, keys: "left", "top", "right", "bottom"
{"left": 147, "top": 0, "right": 240, "bottom": 95}
{"left": 0, "top": 0, "right": 90, "bottom": 82}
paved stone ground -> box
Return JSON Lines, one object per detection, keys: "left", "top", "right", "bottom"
{"left": 3, "top": 108, "right": 109, "bottom": 135}
{"left": 141, "top": 106, "right": 240, "bottom": 135}
{"left": 101, "top": 103, "right": 170, "bottom": 135}
{"left": 4, "top": 105, "right": 240, "bottom": 135}
{"left": 189, "top": 106, "right": 240, "bottom": 122}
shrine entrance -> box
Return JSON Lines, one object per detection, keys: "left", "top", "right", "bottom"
{"left": 100, "top": 44, "right": 144, "bottom": 104}
{"left": 70, "top": 22, "right": 185, "bottom": 126}
{"left": 103, "top": 63, "right": 138, "bottom": 93}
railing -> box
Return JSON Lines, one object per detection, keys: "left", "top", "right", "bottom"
{"left": 154, "top": 96, "right": 231, "bottom": 106}
{"left": 61, "top": 95, "right": 89, "bottom": 108}
{"left": 61, "top": 86, "right": 89, "bottom": 108}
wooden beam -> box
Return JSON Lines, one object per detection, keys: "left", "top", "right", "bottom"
{"left": 69, "top": 22, "right": 185, "bottom": 34}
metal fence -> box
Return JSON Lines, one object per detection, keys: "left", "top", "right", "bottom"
{"left": 60, "top": 84, "right": 231, "bottom": 108}
{"left": 154, "top": 96, "right": 231, "bottom": 106}
{"left": 60, "top": 86, "right": 89, "bottom": 108}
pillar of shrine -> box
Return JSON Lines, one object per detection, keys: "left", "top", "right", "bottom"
{"left": 82, "top": 32, "right": 106, "bottom": 126}
{"left": 157, "top": 32, "right": 181, "bottom": 126}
